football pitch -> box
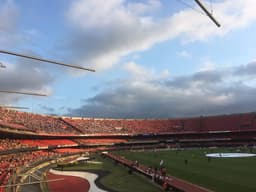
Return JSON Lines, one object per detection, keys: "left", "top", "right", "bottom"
{"left": 51, "top": 154, "right": 162, "bottom": 192}
{"left": 115, "top": 148, "right": 256, "bottom": 192}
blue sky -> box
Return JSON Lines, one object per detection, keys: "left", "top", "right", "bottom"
{"left": 1, "top": 0, "right": 256, "bottom": 118}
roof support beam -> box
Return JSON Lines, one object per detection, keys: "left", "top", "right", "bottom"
{"left": 0, "top": 90, "right": 47, "bottom": 96}
{"left": 0, "top": 50, "right": 95, "bottom": 72}
{"left": 194, "top": 0, "right": 221, "bottom": 27}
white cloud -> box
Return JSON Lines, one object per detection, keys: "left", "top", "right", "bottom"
{"left": 175, "top": 0, "right": 256, "bottom": 42}
{"left": 0, "top": 0, "right": 19, "bottom": 47}
{"left": 124, "top": 61, "right": 170, "bottom": 81}
{"left": 67, "top": 0, "right": 160, "bottom": 30}
{"left": 198, "top": 60, "right": 217, "bottom": 71}
{"left": 68, "top": 61, "right": 256, "bottom": 118}
{"left": 177, "top": 50, "right": 191, "bottom": 58}
{"left": 0, "top": 0, "right": 57, "bottom": 105}
{"left": 0, "top": 55, "right": 54, "bottom": 104}
{"left": 125, "top": 62, "right": 153, "bottom": 79}
{"left": 127, "top": 0, "right": 161, "bottom": 15}
{"left": 0, "top": 0, "right": 18, "bottom": 31}
{"left": 65, "top": 0, "right": 256, "bottom": 72}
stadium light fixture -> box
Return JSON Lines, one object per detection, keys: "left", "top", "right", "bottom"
{"left": 0, "top": 90, "right": 47, "bottom": 96}
{"left": 194, "top": 0, "right": 221, "bottom": 27}
{"left": 0, "top": 50, "right": 95, "bottom": 72}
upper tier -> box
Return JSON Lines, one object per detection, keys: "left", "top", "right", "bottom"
{"left": 0, "top": 107, "right": 256, "bottom": 136}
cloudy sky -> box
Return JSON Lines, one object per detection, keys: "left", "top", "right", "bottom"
{"left": 1, "top": 0, "right": 256, "bottom": 118}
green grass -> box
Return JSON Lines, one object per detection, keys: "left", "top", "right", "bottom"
{"left": 54, "top": 154, "right": 161, "bottom": 192}
{"left": 115, "top": 148, "right": 256, "bottom": 192}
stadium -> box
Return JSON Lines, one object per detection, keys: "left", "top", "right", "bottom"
{"left": 1, "top": 0, "right": 256, "bottom": 192}
{"left": 0, "top": 109, "right": 256, "bottom": 192}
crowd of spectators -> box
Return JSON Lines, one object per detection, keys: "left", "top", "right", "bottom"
{"left": 0, "top": 150, "right": 61, "bottom": 191}
{"left": 63, "top": 113, "right": 256, "bottom": 135}
{"left": 20, "top": 139, "right": 77, "bottom": 147}
{"left": 76, "top": 138, "right": 127, "bottom": 145}
{"left": 0, "top": 139, "right": 28, "bottom": 151}
{"left": 63, "top": 118, "right": 181, "bottom": 134}
{"left": 1, "top": 107, "right": 256, "bottom": 136}
{"left": 0, "top": 107, "right": 80, "bottom": 135}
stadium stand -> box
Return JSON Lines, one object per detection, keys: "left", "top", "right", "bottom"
{"left": 1, "top": 107, "right": 256, "bottom": 136}
{"left": 0, "top": 151, "right": 61, "bottom": 187}
{"left": 0, "top": 139, "right": 28, "bottom": 151}
{"left": 76, "top": 138, "right": 127, "bottom": 145}
{"left": 20, "top": 139, "right": 77, "bottom": 147}
{"left": 1, "top": 108, "right": 256, "bottom": 191}
{"left": 0, "top": 108, "right": 79, "bottom": 135}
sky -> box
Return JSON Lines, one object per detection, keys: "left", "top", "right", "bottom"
{"left": 1, "top": 0, "right": 256, "bottom": 118}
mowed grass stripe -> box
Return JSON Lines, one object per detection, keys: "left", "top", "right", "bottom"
{"left": 115, "top": 148, "right": 256, "bottom": 192}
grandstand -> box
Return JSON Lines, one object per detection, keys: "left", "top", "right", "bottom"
{"left": 0, "top": 107, "right": 256, "bottom": 191}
